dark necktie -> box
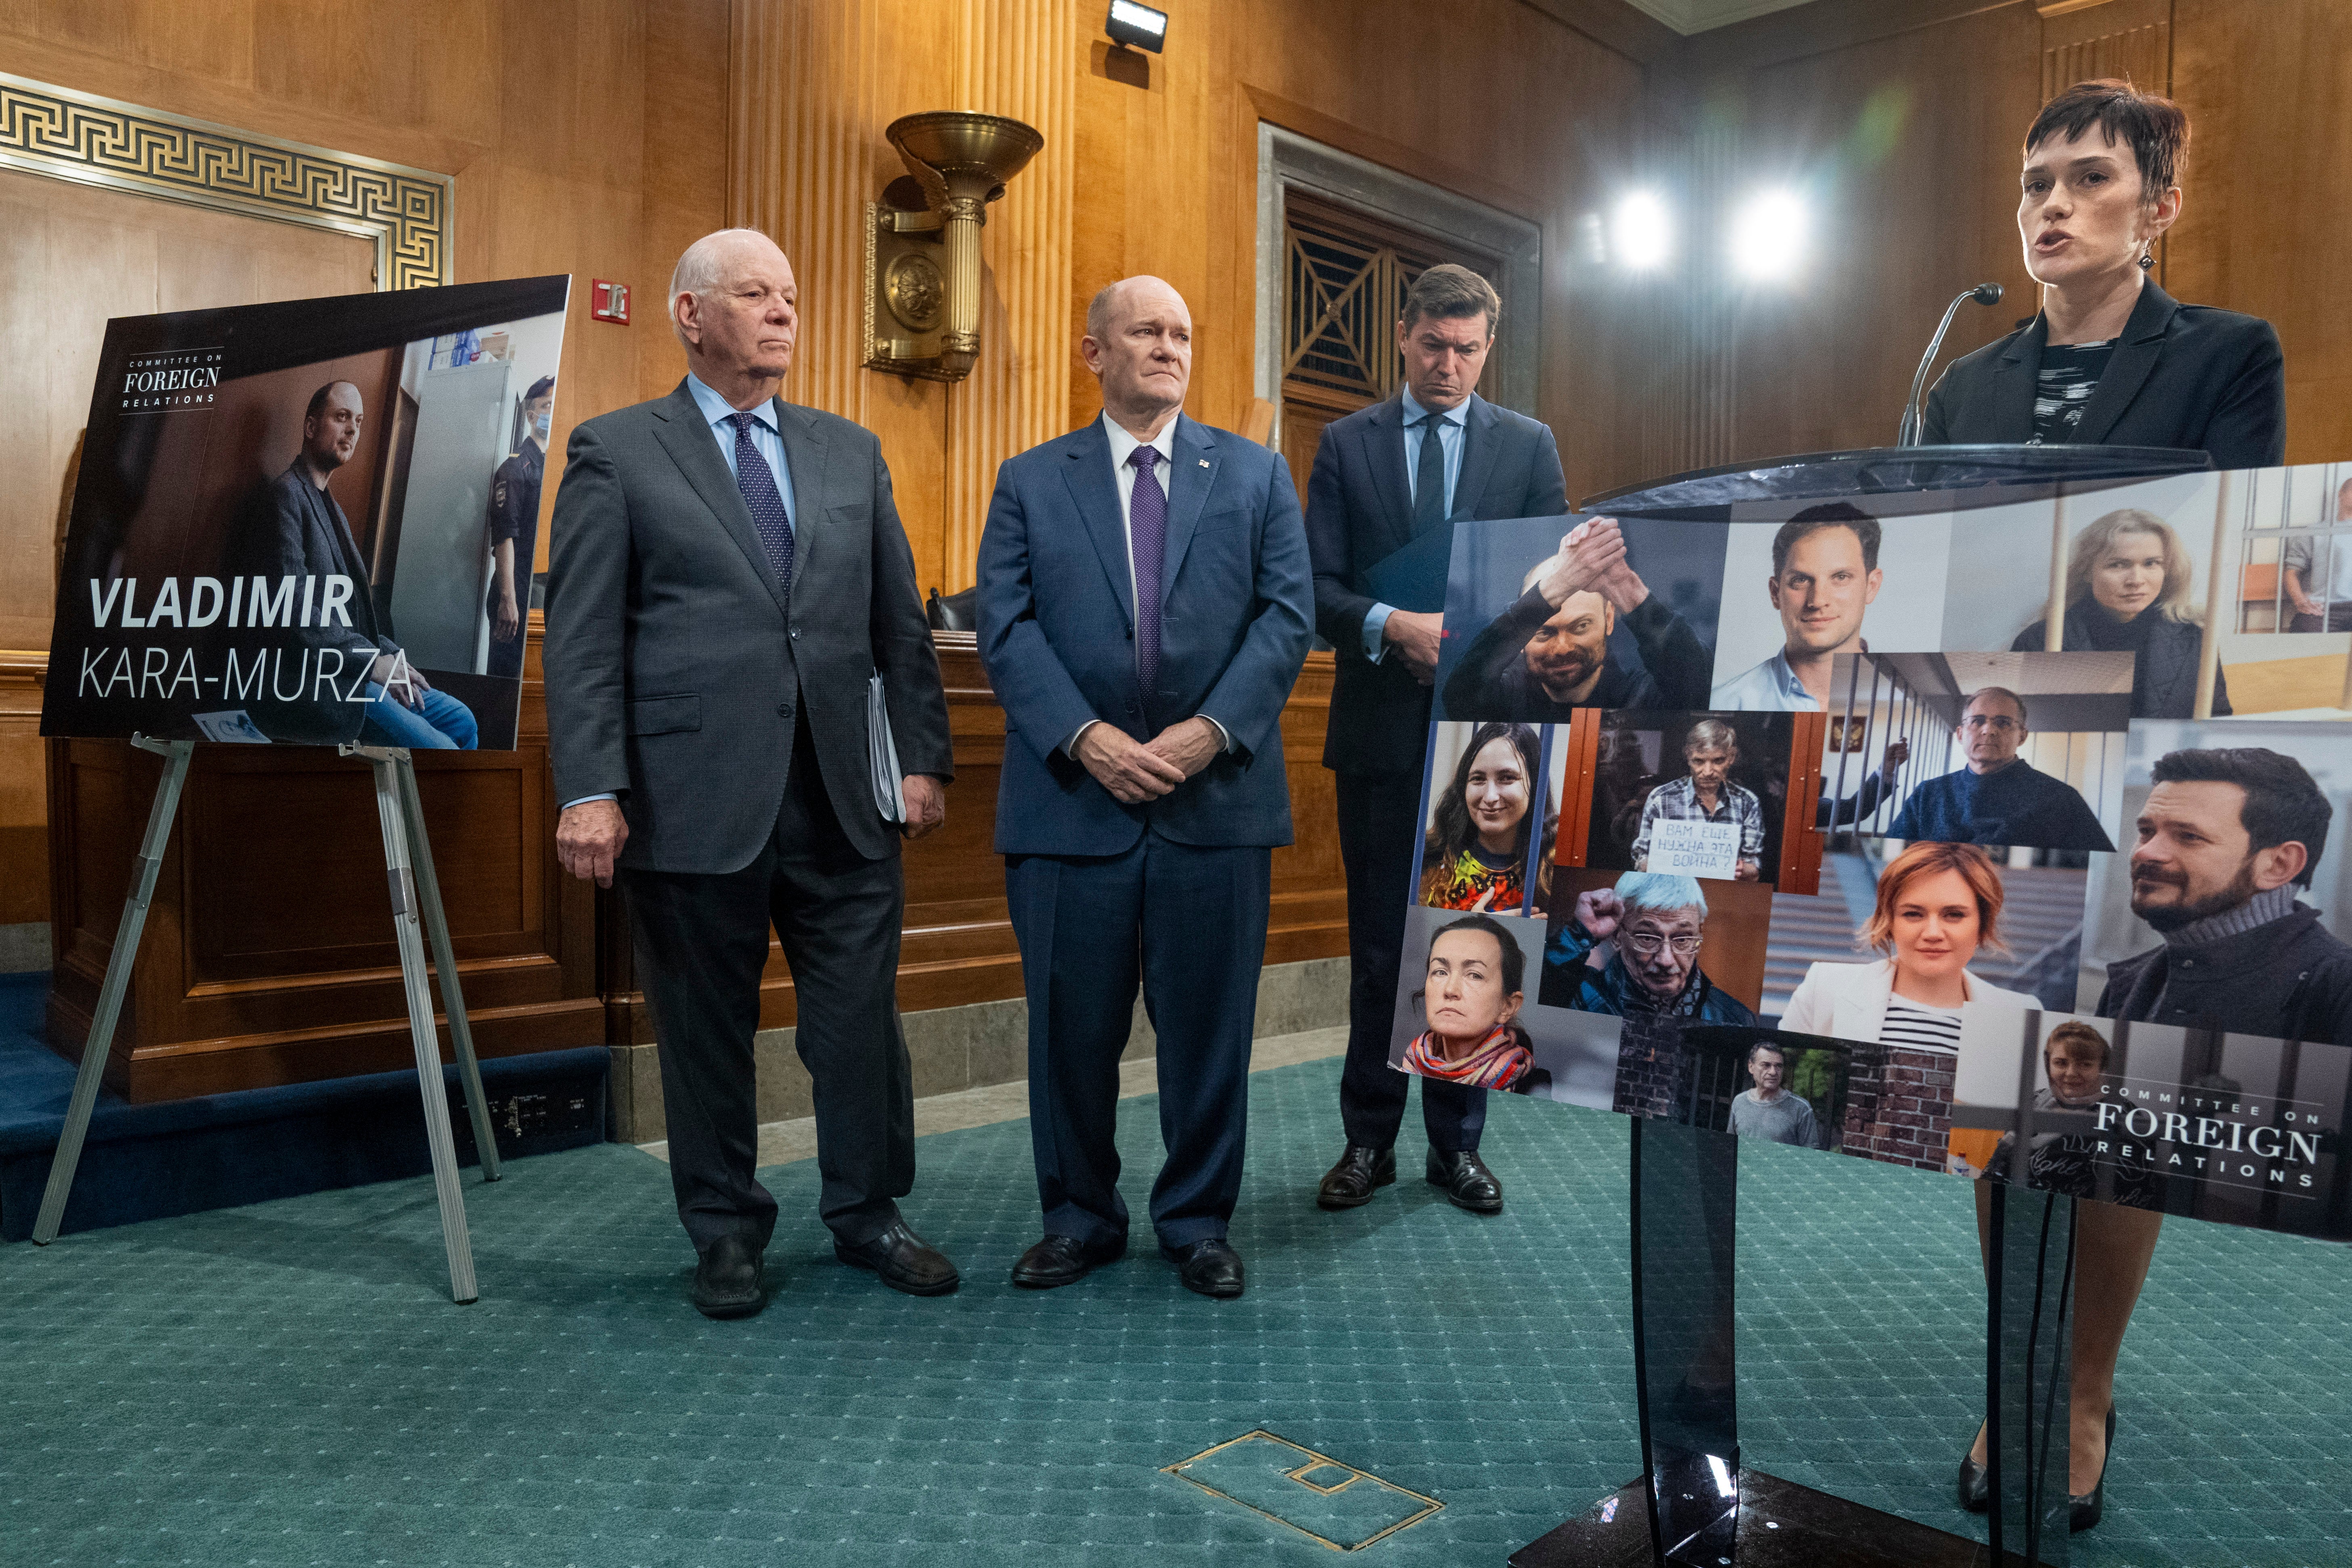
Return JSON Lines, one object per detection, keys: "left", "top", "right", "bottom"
{"left": 727, "top": 411, "right": 795, "bottom": 599}
{"left": 1130, "top": 445, "right": 1167, "bottom": 697}
{"left": 1413, "top": 412, "right": 1448, "bottom": 534}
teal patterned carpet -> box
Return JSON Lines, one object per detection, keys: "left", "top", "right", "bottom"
{"left": 3, "top": 1057, "right": 2346, "bottom": 1566}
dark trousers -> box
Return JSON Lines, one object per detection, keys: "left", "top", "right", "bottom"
{"left": 1333, "top": 769, "right": 1486, "bottom": 1153}
{"left": 1004, "top": 831, "right": 1270, "bottom": 1250}
{"left": 623, "top": 717, "right": 915, "bottom": 1254}
{"left": 2290, "top": 602, "right": 2352, "bottom": 633}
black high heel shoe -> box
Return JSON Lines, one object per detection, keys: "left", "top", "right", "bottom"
{"left": 2069, "top": 1405, "right": 2116, "bottom": 1533}
{"left": 1956, "top": 1441, "right": 1991, "bottom": 1513}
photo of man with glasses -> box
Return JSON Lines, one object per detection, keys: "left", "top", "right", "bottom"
{"left": 1886, "top": 686, "right": 2114, "bottom": 852}
{"left": 1538, "top": 872, "right": 1759, "bottom": 1023}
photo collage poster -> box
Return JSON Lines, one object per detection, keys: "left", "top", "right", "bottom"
{"left": 1390, "top": 467, "right": 2352, "bottom": 1242}
{"left": 42, "top": 276, "right": 574, "bottom": 751}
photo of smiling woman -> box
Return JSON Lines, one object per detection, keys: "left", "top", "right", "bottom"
{"left": 2009, "top": 508, "right": 2228, "bottom": 719}
{"left": 1399, "top": 913, "right": 1550, "bottom": 1096}
{"left": 1418, "top": 721, "right": 1555, "bottom": 913}
{"left": 1781, "top": 841, "right": 2036, "bottom": 1171}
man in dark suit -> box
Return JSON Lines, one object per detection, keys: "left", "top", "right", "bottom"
{"left": 545, "top": 228, "right": 957, "bottom": 1320}
{"left": 977, "top": 275, "right": 1312, "bottom": 1300}
{"left": 229, "top": 379, "right": 478, "bottom": 749}
{"left": 1304, "top": 264, "right": 1566, "bottom": 1217}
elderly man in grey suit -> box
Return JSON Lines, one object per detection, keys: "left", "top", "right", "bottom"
{"left": 545, "top": 228, "right": 957, "bottom": 1319}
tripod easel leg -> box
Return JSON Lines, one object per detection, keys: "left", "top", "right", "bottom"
{"left": 32, "top": 736, "right": 196, "bottom": 1245}
{"left": 391, "top": 754, "right": 500, "bottom": 1181}
{"left": 357, "top": 747, "right": 480, "bottom": 1304}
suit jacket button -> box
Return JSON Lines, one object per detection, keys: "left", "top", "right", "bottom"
{"left": 777, "top": 703, "right": 792, "bottom": 717}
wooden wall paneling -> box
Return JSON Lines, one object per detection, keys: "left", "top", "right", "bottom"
{"left": 44, "top": 669, "right": 600, "bottom": 1102}
{"left": 2169, "top": 0, "right": 2352, "bottom": 463}
{"left": 941, "top": 0, "right": 1076, "bottom": 594}
{"left": 1711, "top": 2, "right": 2045, "bottom": 461}
{"left": 0, "top": 657, "right": 47, "bottom": 926}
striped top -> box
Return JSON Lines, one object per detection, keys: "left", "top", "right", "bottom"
{"left": 2031, "top": 339, "right": 2115, "bottom": 444}
{"left": 1881, "top": 995, "right": 1965, "bottom": 1057}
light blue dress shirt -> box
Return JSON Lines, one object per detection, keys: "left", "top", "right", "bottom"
{"left": 1363, "top": 388, "right": 1467, "bottom": 663}
{"left": 684, "top": 372, "right": 798, "bottom": 533}
{"left": 564, "top": 376, "right": 801, "bottom": 811}
{"left": 1708, "top": 649, "right": 1821, "bottom": 712}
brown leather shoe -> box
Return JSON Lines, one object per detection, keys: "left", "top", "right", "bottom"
{"left": 1427, "top": 1149, "right": 1504, "bottom": 1214}
{"left": 1316, "top": 1144, "right": 1397, "bottom": 1209}
{"left": 834, "top": 1220, "right": 961, "bottom": 1296}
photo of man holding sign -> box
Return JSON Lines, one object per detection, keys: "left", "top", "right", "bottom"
{"left": 1631, "top": 718, "right": 1763, "bottom": 881}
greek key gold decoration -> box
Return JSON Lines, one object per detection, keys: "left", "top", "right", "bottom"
{"left": 0, "top": 72, "right": 451, "bottom": 291}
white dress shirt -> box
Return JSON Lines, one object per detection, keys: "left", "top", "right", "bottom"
{"left": 1067, "top": 411, "right": 1232, "bottom": 757}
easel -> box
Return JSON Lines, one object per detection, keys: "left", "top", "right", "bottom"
{"left": 32, "top": 735, "right": 501, "bottom": 1305}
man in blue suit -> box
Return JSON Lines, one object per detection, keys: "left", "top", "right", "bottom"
{"left": 977, "top": 275, "right": 1313, "bottom": 1300}
{"left": 1302, "top": 265, "right": 1567, "bottom": 1217}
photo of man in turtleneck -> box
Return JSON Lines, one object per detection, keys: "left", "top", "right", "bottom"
{"left": 1886, "top": 687, "right": 2115, "bottom": 852}
{"left": 2099, "top": 746, "right": 2352, "bottom": 1044}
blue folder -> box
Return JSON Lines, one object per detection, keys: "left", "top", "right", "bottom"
{"left": 1362, "top": 522, "right": 1456, "bottom": 614}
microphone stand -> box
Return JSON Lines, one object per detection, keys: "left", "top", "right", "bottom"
{"left": 1897, "top": 282, "right": 2003, "bottom": 447}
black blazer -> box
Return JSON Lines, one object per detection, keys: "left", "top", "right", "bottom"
{"left": 1305, "top": 392, "right": 1567, "bottom": 774}
{"left": 544, "top": 381, "right": 952, "bottom": 874}
{"left": 1921, "top": 281, "right": 2285, "bottom": 469}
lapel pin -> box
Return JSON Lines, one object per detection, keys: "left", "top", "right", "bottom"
{"left": 1198, "top": 458, "right": 1210, "bottom": 467}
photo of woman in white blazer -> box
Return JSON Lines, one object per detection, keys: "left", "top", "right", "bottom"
{"left": 1781, "top": 840, "right": 2036, "bottom": 1066}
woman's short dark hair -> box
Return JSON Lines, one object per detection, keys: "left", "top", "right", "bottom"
{"left": 2149, "top": 746, "right": 2332, "bottom": 888}
{"left": 1425, "top": 913, "right": 1525, "bottom": 998}
{"left": 2027, "top": 79, "right": 2190, "bottom": 199}
{"left": 1402, "top": 263, "right": 1501, "bottom": 338}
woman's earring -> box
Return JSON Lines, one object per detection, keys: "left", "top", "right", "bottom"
{"left": 2139, "top": 246, "right": 2156, "bottom": 270}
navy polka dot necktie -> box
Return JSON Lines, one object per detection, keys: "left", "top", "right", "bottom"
{"left": 727, "top": 411, "right": 795, "bottom": 598}
{"left": 1129, "top": 445, "right": 1167, "bottom": 695}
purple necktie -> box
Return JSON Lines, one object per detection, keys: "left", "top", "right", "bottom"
{"left": 1129, "top": 445, "right": 1166, "bottom": 698}
{"left": 727, "top": 411, "right": 795, "bottom": 602}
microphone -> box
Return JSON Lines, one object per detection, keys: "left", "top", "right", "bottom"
{"left": 1897, "top": 283, "right": 2004, "bottom": 447}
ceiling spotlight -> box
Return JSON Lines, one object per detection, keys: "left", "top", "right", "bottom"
{"left": 1611, "top": 191, "right": 1673, "bottom": 270}
{"left": 1106, "top": 0, "right": 1168, "bottom": 52}
{"left": 1731, "top": 189, "right": 1809, "bottom": 282}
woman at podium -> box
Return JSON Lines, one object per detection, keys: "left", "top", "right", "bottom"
{"left": 1931, "top": 76, "right": 2274, "bottom": 1534}
{"left": 1922, "top": 79, "right": 2285, "bottom": 471}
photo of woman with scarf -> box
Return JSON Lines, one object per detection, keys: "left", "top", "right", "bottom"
{"left": 1399, "top": 913, "right": 1551, "bottom": 1096}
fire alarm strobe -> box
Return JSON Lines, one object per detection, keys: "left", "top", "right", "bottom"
{"left": 590, "top": 279, "right": 630, "bottom": 324}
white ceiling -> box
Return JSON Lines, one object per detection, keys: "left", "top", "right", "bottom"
{"left": 1618, "top": 0, "right": 1821, "bottom": 33}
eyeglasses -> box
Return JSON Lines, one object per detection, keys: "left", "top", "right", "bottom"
{"left": 1962, "top": 715, "right": 2021, "bottom": 732}
{"left": 1623, "top": 932, "right": 1702, "bottom": 956}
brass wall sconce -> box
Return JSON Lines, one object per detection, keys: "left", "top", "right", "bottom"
{"left": 863, "top": 111, "right": 1044, "bottom": 382}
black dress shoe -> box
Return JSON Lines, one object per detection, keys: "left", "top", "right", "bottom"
{"left": 1427, "top": 1149, "right": 1505, "bottom": 1214}
{"left": 1160, "top": 1237, "right": 1245, "bottom": 1299}
{"left": 834, "top": 1219, "right": 961, "bottom": 1296}
{"left": 1010, "top": 1233, "right": 1124, "bottom": 1289}
{"left": 2070, "top": 1404, "right": 2116, "bottom": 1533}
{"left": 1956, "top": 1449, "right": 1990, "bottom": 1513}
{"left": 691, "top": 1233, "right": 768, "bottom": 1320}
{"left": 1317, "top": 1145, "right": 1397, "bottom": 1209}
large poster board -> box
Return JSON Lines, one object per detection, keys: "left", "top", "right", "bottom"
{"left": 1399, "top": 467, "right": 2352, "bottom": 1241}
{"left": 42, "top": 276, "right": 572, "bottom": 751}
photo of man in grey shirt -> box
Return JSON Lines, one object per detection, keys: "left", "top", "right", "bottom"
{"left": 1725, "top": 1040, "right": 1822, "bottom": 1147}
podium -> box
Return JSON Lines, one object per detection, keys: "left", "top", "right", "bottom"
{"left": 1508, "top": 444, "right": 2215, "bottom": 1568}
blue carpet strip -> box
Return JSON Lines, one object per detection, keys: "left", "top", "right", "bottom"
{"left": 2, "top": 1052, "right": 2346, "bottom": 1565}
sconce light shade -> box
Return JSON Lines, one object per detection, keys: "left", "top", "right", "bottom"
{"left": 1106, "top": 0, "right": 1168, "bottom": 52}
{"left": 863, "top": 112, "right": 1044, "bottom": 383}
